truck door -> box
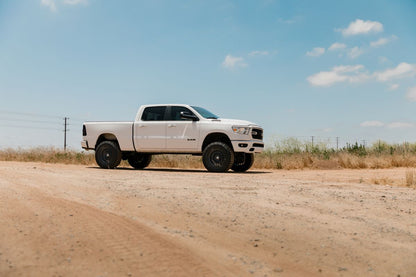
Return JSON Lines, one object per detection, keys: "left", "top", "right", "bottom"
{"left": 133, "top": 106, "right": 167, "bottom": 151}
{"left": 165, "top": 106, "right": 199, "bottom": 151}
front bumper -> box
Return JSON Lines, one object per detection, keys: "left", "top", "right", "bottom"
{"left": 231, "top": 140, "right": 264, "bottom": 153}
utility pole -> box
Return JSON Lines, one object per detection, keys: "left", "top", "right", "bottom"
{"left": 311, "top": 136, "right": 314, "bottom": 148}
{"left": 336, "top": 137, "right": 339, "bottom": 151}
{"left": 64, "top": 117, "right": 68, "bottom": 151}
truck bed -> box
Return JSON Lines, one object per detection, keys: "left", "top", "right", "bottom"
{"left": 83, "top": 122, "right": 135, "bottom": 151}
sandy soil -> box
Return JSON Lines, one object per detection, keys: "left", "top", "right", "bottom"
{"left": 0, "top": 161, "right": 415, "bottom": 277}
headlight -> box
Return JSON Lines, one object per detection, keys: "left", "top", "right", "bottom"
{"left": 232, "top": 126, "right": 250, "bottom": 135}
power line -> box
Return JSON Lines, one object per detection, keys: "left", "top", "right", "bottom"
{"left": 0, "top": 117, "right": 62, "bottom": 125}
{"left": 0, "top": 110, "right": 87, "bottom": 122}
{"left": 0, "top": 124, "right": 62, "bottom": 131}
{"left": 0, "top": 110, "right": 63, "bottom": 119}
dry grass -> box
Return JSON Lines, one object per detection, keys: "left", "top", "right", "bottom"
{"left": 0, "top": 147, "right": 95, "bottom": 165}
{"left": 405, "top": 170, "right": 416, "bottom": 187}
{"left": 1, "top": 147, "right": 416, "bottom": 171}
{"left": 253, "top": 152, "right": 416, "bottom": 170}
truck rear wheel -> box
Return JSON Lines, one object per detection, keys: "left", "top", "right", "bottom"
{"left": 202, "top": 142, "right": 234, "bottom": 172}
{"left": 95, "top": 141, "right": 122, "bottom": 169}
{"left": 128, "top": 153, "right": 152, "bottom": 169}
{"left": 231, "top": 153, "right": 254, "bottom": 172}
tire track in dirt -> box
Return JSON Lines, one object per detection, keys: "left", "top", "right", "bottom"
{"left": 0, "top": 183, "right": 235, "bottom": 277}
{"left": 1, "top": 162, "right": 416, "bottom": 277}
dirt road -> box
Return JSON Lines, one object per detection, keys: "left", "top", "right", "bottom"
{"left": 0, "top": 161, "right": 415, "bottom": 276}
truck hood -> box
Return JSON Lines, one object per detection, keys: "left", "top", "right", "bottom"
{"left": 210, "top": 118, "right": 260, "bottom": 127}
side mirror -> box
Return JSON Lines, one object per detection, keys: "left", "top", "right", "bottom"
{"left": 180, "top": 112, "right": 199, "bottom": 121}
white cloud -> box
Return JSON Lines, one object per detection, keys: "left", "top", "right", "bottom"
{"left": 370, "top": 36, "right": 397, "bottom": 48}
{"left": 360, "top": 120, "right": 414, "bottom": 129}
{"left": 340, "top": 19, "right": 383, "bottom": 36}
{"left": 307, "top": 71, "right": 347, "bottom": 87}
{"left": 347, "top": 47, "right": 364, "bottom": 59}
{"left": 332, "top": 65, "right": 364, "bottom": 73}
{"left": 222, "top": 55, "right": 247, "bottom": 69}
{"left": 41, "top": 0, "right": 57, "bottom": 12}
{"left": 306, "top": 47, "right": 325, "bottom": 57}
{"left": 307, "top": 64, "right": 368, "bottom": 87}
{"left": 308, "top": 62, "right": 416, "bottom": 88}
{"left": 64, "top": 0, "right": 87, "bottom": 5}
{"left": 370, "top": 38, "right": 389, "bottom": 47}
{"left": 374, "top": 62, "right": 416, "bottom": 82}
{"left": 406, "top": 86, "right": 416, "bottom": 102}
{"left": 360, "top": 121, "right": 384, "bottom": 127}
{"left": 248, "top": 50, "right": 269, "bottom": 56}
{"left": 41, "top": 0, "right": 87, "bottom": 11}
{"left": 389, "top": 84, "right": 399, "bottom": 91}
{"left": 387, "top": 122, "right": 414, "bottom": 129}
{"left": 328, "top": 42, "right": 347, "bottom": 51}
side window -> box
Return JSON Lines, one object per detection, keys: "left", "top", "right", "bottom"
{"left": 141, "top": 106, "right": 166, "bottom": 121}
{"left": 169, "top": 106, "right": 195, "bottom": 121}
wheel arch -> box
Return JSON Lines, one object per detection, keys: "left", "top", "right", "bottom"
{"left": 95, "top": 133, "right": 120, "bottom": 150}
{"left": 201, "top": 132, "right": 233, "bottom": 152}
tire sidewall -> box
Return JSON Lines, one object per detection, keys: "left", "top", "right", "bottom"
{"left": 203, "top": 142, "right": 234, "bottom": 172}
{"left": 128, "top": 153, "right": 152, "bottom": 169}
{"left": 231, "top": 153, "right": 254, "bottom": 172}
{"left": 95, "top": 141, "right": 122, "bottom": 169}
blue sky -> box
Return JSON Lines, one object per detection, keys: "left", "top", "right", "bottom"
{"left": 1, "top": 0, "right": 416, "bottom": 149}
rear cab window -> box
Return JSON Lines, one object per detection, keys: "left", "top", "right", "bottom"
{"left": 141, "top": 106, "right": 166, "bottom": 121}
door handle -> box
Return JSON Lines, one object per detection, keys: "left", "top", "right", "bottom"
{"left": 168, "top": 124, "right": 176, "bottom": 128}
{"left": 138, "top": 124, "right": 146, "bottom": 128}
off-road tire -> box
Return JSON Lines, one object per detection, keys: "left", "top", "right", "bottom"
{"left": 95, "top": 141, "right": 122, "bottom": 169}
{"left": 128, "top": 153, "right": 152, "bottom": 169}
{"left": 231, "top": 153, "right": 254, "bottom": 172}
{"left": 202, "top": 142, "right": 234, "bottom": 172}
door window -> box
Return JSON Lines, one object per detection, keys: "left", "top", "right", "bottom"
{"left": 141, "top": 106, "right": 166, "bottom": 121}
{"left": 169, "top": 106, "right": 195, "bottom": 121}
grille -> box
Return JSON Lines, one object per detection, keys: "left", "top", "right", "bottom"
{"left": 253, "top": 143, "right": 264, "bottom": 148}
{"left": 251, "top": 128, "right": 263, "bottom": 140}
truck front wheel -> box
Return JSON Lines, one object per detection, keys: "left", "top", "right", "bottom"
{"left": 128, "top": 153, "right": 152, "bottom": 169}
{"left": 95, "top": 141, "right": 122, "bottom": 169}
{"left": 202, "top": 142, "right": 234, "bottom": 172}
{"left": 231, "top": 153, "right": 254, "bottom": 172}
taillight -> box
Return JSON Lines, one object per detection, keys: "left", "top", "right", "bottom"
{"left": 82, "top": 125, "right": 87, "bottom": 136}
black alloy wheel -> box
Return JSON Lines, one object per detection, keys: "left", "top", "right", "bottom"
{"left": 202, "top": 142, "right": 234, "bottom": 172}
{"left": 231, "top": 153, "right": 254, "bottom": 172}
{"left": 95, "top": 141, "right": 122, "bottom": 169}
{"left": 128, "top": 153, "right": 152, "bottom": 169}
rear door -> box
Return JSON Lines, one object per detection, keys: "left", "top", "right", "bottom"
{"left": 133, "top": 106, "right": 167, "bottom": 151}
{"left": 165, "top": 106, "right": 199, "bottom": 151}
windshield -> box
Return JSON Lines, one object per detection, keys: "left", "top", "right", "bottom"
{"left": 191, "top": 106, "right": 219, "bottom": 119}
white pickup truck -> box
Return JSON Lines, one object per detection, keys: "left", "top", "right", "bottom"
{"left": 81, "top": 104, "right": 264, "bottom": 172}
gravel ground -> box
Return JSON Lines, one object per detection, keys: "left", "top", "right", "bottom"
{"left": 0, "top": 161, "right": 415, "bottom": 276}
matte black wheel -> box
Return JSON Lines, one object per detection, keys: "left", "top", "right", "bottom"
{"left": 128, "top": 153, "right": 152, "bottom": 169}
{"left": 95, "top": 141, "right": 122, "bottom": 169}
{"left": 202, "top": 142, "right": 234, "bottom": 172}
{"left": 231, "top": 153, "right": 254, "bottom": 172}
